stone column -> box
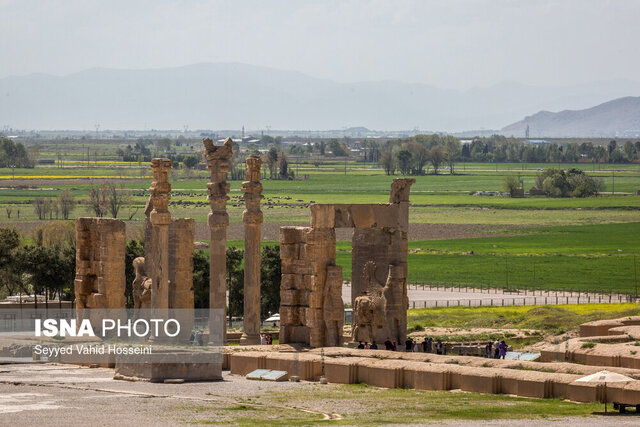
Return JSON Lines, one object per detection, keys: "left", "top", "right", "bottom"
{"left": 240, "top": 155, "right": 263, "bottom": 345}
{"left": 149, "top": 158, "right": 172, "bottom": 310}
{"left": 203, "top": 137, "right": 233, "bottom": 345}
{"left": 169, "top": 218, "right": 195, "bottom": 342}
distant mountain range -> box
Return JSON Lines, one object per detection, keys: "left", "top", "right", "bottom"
{"left": 502, "top": 96, "right": 640, "bottom": 138}
{"left": 1, "top": 62, "right": 640, "bottom": 133}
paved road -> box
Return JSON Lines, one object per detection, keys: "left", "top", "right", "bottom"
{"left": 343, "top": 285, "right": 629, "bottom": 308}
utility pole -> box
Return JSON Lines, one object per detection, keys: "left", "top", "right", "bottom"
{"left": 634, "top": 254, "right": 638, "bottom": 299}
{"left": 612, "top": 170, "right": 615, "bottom": 195}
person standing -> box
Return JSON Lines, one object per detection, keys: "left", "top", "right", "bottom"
{"left": 493, "top": 340, "right": 500, "bottom": 358}
{"left": 436, "top": 340, "right": 443, "bottom": 355}
{"left": 421, "top": 338, "right": 428, "bottom": 353}
{"left": 405, "top": 338, "right": 413, "bottom": 352}
{"left": 426, "top": 337, "right": 433, "bottom": 353}
{"left": 486, "top": 341, "right": 492, "bottom": 358}
{"left": 384, "top": 339, "right": 393, "bottom": 350}
{"left": 499, "top": 340, "right": 508, "bottom": 359}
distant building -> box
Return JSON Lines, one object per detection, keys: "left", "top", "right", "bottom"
{"left": 525, "top": 139, "right": 550, "bottom": 145}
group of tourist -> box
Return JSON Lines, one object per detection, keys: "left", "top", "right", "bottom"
{"left": 356, "top": 337, "right": 510, "bottom": 357}
{"left": 189, "top": 330, "right": 205, "bottom": 346}
{"left": 485, "top": 340, "right": 509, "bottom": 359}
{"left": 356, "top": 337, "right": 448, "bottom": 354}
{"left": 260, "top": 333, "right": 273, "bottom": 345}
{"left": 356, "top": 341, "right": 379, "bottom": 349}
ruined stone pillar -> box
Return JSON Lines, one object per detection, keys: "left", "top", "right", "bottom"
{"left": 169, "top": 218, "right": 195, "bottom": 342}
{"left": 240, "top": 155, "right": 263, "bottom": 345}
{"left": 149, "top": 158, "right": 172, "bottom": 310}
{"left": 203, "top": 137, "right": 233, "bottom": 345}
{"left": 74, "top": 217, "right": 126, "bottom": 332}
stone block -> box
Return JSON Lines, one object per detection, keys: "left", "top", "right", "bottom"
{"left": 280, "top": 274, "right": 302, "bottom": 290}
{"left": 280, "top": 289, "right": 299, "bottom": 306}
{"left": 357, "top": 360, "right": 404, "bottom": 388}
{"left": 230, "top": 353, "right": 267, "bottom": 375}
{"left": 280, "top": 227, "right": 307, "bottom": 245}
{"left": 310, "top": 204, "right": 336, "bottom": 228}
{"left": 280, "top": 244, "right": 299, "bottom": 260}
{"left": 279, "top": 306, "right": 300, "bottom": 325}
{"left": 350, "top": 204, "right": 376, "bottom": 229}
{"left": 325, "top": 359, "right": 359, "bottom": 384}
{"left": 333, "top": 206, "right": 354, "bottom": 228}
{"left": 566, "top": 382, "right": 603, "bottom": 403}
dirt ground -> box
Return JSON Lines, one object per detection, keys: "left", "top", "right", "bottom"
{"left": 0, "top": 363, "right": 637, "bottom": 426}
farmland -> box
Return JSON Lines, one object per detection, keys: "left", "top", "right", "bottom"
{"left": 1, "top": 142, "right": 639, "bottom": 295}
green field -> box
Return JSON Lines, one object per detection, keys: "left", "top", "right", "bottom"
{"left": 407, "top": 303, "right": 640, "bottom": 332}
{"left": 334, "top": 223, "right": 640, "bottom": 293}
{"left": 1, "top": 158, "right": 639, "bottom": 294}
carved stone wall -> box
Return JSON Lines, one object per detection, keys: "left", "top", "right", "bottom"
{"left": 75, "top": 218, "right": 126, "bottom": 326}
{"left": 278, "top": 178, "right": 414, "bottom": 348}
{"left": 279, "top": 226, "right": 342, "bottom": 347}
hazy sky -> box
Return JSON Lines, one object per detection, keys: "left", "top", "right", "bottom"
{"left": 1, "top": 0, "right": 639, "bottom": 89}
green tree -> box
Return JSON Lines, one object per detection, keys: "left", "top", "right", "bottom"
{"left": 397, "top": 150, "right": 412, "bottom": 175}
{"left": 57, "top": 190, "right": 76, "bottom": 220}
{"left": 428, "top": 145, "right": 443, "bottom": 174}
{"left": 443, "top": 136, "right": 461, "bottom": 174}
{"left": 405, "top": 141, "right": 428, "bottom": 175}
{"left": 328, "top": 139, "right": 348, "bottom": 156}
{"left": 260, "top": 245, "right": 281, "bottom": 321}
{"left": 266, "top": 147, "right": 279, "bottom": 179}
{"left": 502, "top": 174, "right": 520, "bottom": 197}
{"left": 193, "top": 250, "right": 210, "bottom": 309}
{"left": 227, "top": 247, "right": 244, "bottom": 318}
{"left": 379, "top": 150, "right": 395, "bottom": 175}
{"left": 623, "top": 141, "right": 636, "bottom": 161}
{"left": 183, "top": 155, "right": 199, "bottom": 169}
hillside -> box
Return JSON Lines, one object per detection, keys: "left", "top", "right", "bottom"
{"left": 501, "top": 96, "right": 640, "bottom": 137}
{"left": 1, "top": 63, "right": 640, "bottom": 131}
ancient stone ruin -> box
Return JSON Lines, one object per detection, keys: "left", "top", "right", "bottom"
{"left": 74, "top": 157, "right": 195, "bottom": 342}
{"left": 241, "top": 155, "right": 263, "bottom": 345}
{"left": 203, "top": 137, "right": 233, "bottom": 345}
{"left": 75, "top": 217, "right": 127, "bottom": 316}
{"left": 279, "top": 178, "right": 414, "bottom": 348}
{"left": 74, "top": 141, "right": 413, "bottom": 355}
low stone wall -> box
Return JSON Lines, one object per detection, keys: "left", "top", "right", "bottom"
{"left": 580, "top": 316, "right": 640, "bottom": 337}
{"left": 226, "top": 347, "right": 640, "bottom": 403}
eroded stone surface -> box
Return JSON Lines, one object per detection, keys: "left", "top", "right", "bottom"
{"left": 241, "top": 155, "right": 263, "bottom": 345}
{"left": 203, "top": 137, "right": 233, "bottom": 345}
{"left": 279, "top": 178, "right": 413, "bottom": 348}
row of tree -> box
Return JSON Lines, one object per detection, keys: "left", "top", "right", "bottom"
{"left": 31, "top": 183, "right": 131, "bottom": 221}
{"left": 377, "top": 134, "right": 461, "bottom": 175}
{"left": 374, "top": 135, "right": 640, "bottom": 175}
{"left": 0, "top": 136, "right": 38, "bottom": 168}
{"left": 0, "top": 224, "right": 76, "bottom": 309}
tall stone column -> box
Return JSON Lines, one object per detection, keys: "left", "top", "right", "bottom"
{"left": 240, "top": 155, "right": 263, "bottom": 345}
{"left": 149, "top": 158, "right": 172, "bottom": 310}
{"left": 203, "top": 137, "right": 233, "bottom": 345}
